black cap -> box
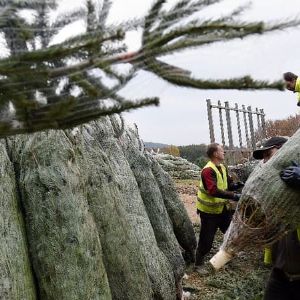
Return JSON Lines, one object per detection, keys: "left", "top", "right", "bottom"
{"left": 253, "top": 136, "right": 288, "bottom": 159}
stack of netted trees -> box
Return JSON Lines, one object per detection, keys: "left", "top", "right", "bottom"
{"left": 228, "top": 161, "right": 259, "bottom": 183}
{"left": 154, "top": 153, "right": 201, "bottom": 180}
{"left": 0, "top": 115, "right": 196, "bottom": 300}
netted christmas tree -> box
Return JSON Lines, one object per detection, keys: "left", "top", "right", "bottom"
{"left": 0, "top": 0, "right": 298, "bottom": 137}
{"left": 0, "top": 1, "right": 300, "bottom": 299}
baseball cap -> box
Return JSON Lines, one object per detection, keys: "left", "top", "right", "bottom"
{"left": 253, "top": 136, "right": 288, "bottom": 159}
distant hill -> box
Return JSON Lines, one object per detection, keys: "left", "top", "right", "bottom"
{"left": 144, "top": 142, "right": 169, "bottom": 149}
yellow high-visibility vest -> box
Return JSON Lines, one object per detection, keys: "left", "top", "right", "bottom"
{"left": 197, "top": 161, "right": 228, "bottom": 214}
{"left": 295, "top": 77, "right": 300, "bottom": 105}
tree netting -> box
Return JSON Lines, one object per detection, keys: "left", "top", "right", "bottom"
{"left": 0, "top": 0, "right": 298, "bottom": 137}
{"left": 8, "top": 131, "right": 112, "bottom": 300}
{"left": 0, "top": 141, "right": 36, "bottom": 299}
{"left": 79, "top": 124, "right": 154, "bottom": 300}
{"left": 210, "top": 128, "right": 300, "bottom": 270}
{"left": 113, "top": 115, "right": 185, "bottom": 298}
{"left": 0, "top": 115, "right": 196, "bottom": 299}
{"left": 88, "top": 116, "right": 177, "bottom": 299}
{"left": 150, "top": 155, "right": 198, "bottom": 263}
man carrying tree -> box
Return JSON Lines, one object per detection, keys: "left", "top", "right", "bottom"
{"left": 283, "top": 72, "right": 300, "bottom": 106}
{"left": 195, "top": 143, "right": 242, "bottom": 275}
{"left": 252, "top": 136, "right": 300, "bottom": 300}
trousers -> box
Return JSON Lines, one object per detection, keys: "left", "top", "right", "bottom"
{"left": 264, "top": 268, "right": 300, "bottom": 300}
{"left": 195, "top": 207, "right": 232, "bottom": 266}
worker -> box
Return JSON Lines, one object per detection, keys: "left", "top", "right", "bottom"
{"left": 283, "top": 72, "right": 300, "bottom": 106}
{"left": 252, "top": 136, "right": 288, "bottom": 163}
{"left": 252, "top": 136, "right": 300, "bottom": 300}
{"left": 195, "top": 143, "right": 242, "bottom": 275}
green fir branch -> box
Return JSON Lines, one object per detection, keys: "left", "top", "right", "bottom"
{"left": 143, "top": 58, "right": 284, "bottom": 90}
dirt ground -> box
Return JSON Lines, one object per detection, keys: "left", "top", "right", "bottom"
{"left": 175, "top": 179, "right": 270, "bottom": 300}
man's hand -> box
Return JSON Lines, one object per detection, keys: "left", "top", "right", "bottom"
{"left": 232, "top": 181, "right": 244, "bottom": 190}
{"left": 232, "top": 193, "right": 241, "bottom": 201}
{"left": 280, "top": 161, "right": 300, "bottom": 189}
{"left": 236, "top": 181, "right": 245, "bottom": 188}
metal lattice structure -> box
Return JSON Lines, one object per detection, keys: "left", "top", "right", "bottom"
{"left": 206, "top": 99, "right": 266, "bottom": 163}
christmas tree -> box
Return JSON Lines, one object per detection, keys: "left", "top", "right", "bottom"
{"left": 0, "top": 0, "right": 298, "bottom": 136}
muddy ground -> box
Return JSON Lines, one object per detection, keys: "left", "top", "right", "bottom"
{"left": 176, "top": 180, "right": 270, "bottom": 300}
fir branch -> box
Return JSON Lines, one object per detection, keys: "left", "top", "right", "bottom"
{"left": 0, "top": 96, "right": 159, "bottom": 137}
{"left": 143, "top": 58, "right": 284, "bottom": 90}
{"left": 143, "top": 22, "right": 265, "bottom": 50}
{"left": 157, "top": 0, "right": 221, "bottom": 33}
{"left": 52, "top": 9, "right": 86, "bottom": 31}
{"left": 98, "top": 0, "right": 112, "bottom": 30}
{"left": 0, "top": 30, "right": 124, "bottom": 76}
{"left": 0, "top": 0, "right": 298, "bottom": 137}
{"left": 143, "top": 0, "right": 167, "bottom": 43}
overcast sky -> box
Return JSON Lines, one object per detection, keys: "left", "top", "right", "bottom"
{"left": 58, "top": 0, "right": 300, "bottom": 146}
{"left": 105, "top": 0, "right": 300, "bottom": 146}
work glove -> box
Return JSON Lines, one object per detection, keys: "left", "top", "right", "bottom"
{"left": 232, "top": 193, "right": 241, "bottom": 202}
{"left": 232, "top": 181, "right": 245, "bottom": 190}
{"left": 280, "top": 161, "right": 300, "bottom": 189}
{"left": 236, "top": 181, "right": 245, "bottom": 188}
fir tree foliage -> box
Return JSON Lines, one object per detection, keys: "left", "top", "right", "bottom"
{"left": 0, "top": 0, "right": 298, "bottom": 137}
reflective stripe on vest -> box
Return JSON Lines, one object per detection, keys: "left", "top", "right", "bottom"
{"left": 197, "top": 161, "right": 228, "bottom": 214}
{"left": 263, "top": 228, "right": 300, "bottom": 266}
{"left": 264, "top": 247, "right": 272, "bottom": 265}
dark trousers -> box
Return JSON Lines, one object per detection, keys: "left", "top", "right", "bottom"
{"left": 195, "top": 207, "right": 232, "bottom": 266}
{"left": 264, "top": 268, "right": 300, "bottom": 300}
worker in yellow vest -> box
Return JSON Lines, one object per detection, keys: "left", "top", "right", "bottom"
{"left": 283, "top": 72, "right": 300, "bottom": 106}
{"left": 195, "top": 143, "right": 242, "bottom": 275}
{"left": 252, "top": 136, "right": 300, "bottom": 299}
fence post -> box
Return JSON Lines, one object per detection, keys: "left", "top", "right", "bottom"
{"left": 260, "top": 109, "right": 266, "bottom": 139}
{"left": 247, "top": 106, "right": 256, "bottom": 149}
{"left": 206, "top": 99, "right": 215, "bottom": 143}
{"left": 225, "top": 101, "right": 234, "bottom": 149}
{"left": 235, "top": 103, "right": 243, "bottom": 148}
{"left": 242, "top": 105, "right": 250, "bottom": 148}
{"left": 256, "top": 107, "right": 262, "bottom": 143}
{"left": 218, "top": 100, "right": 226, "bottom": 146}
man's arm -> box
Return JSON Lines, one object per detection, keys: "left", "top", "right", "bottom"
{"left": 201, "top": 168, "right": 239, "bottom": 200}
{"left": 280, "top": 161, "right": 300, "bottom": 189}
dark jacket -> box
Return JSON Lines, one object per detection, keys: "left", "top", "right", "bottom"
{"left": 272, "top": 230, "right": 300, "bottom": 278}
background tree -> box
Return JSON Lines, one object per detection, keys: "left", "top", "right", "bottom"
{"left": 162, "top": 145, "right": 181, "bottom": 157}
{"left": 0, "top": 0, "right": 298, "bottom": 137}
{"left": 264, "top": 114, "right": 300, "bottom": 137}
{"left": 179, "top": 144, "right": 207, "bottom": 167}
